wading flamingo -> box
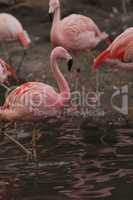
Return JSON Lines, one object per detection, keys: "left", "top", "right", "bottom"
{"left": 0, "top": 47, "right": 73, "bottom": 160}
{"left": 0, "top": 58, "right": 18, "bottom": 90}
{"left": 93, "top": 27, "right": 133, "bottom": 71}
{"left": 48, "top": 0, "right": 111, "bottom": 88}
{"left": 0, "top": 13, "right": 31, "bottom": 72}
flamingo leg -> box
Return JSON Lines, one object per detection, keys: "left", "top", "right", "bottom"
{"left": 74, "top": 56, "right": 81, "bottom": 91}
{"left": 1, "top": 42, "right": 10, "bottom": 63}
{"left": 14, "top": 122, "right": 18, "bottom": 139}
{"left": 75, "top": 68, "right": 80, "bottom": 91}
{"left": 4, "top": 132, "right": 33, "bottom": 160}
{"left": 32, "top": 128, "right": 37, "bottom": 161}
{"left": 1, "top": 83, "right": 11, "bottom": 91}
{"left": 96, "top": 70, "right": 101, "bottom": 108}
{"left": 16, "top": 49, "right": 27, "bottom": 74}
{"left": 2, "top": 122, "right": 32, "bottom": 160}
{"left": 8, "top": 48, "right": 27, "bottom": 74}
{"left": 122, "top": 0, "right": 128, "bottom": 14}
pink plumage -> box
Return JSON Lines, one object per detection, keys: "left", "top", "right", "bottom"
{"left": 93, "top": 27, "right": 133, "bottom": 69}
{"left": 0, "top": 58, "right": 18, "bottom": 83}
{"left": 0, "top": 47, "right": 72, "bottom": 122}
{"left": 49, "top": 0, "right": 109, "bottom": 53}
{"left": 0, "top": 13, "right": 31, "bottom": 48}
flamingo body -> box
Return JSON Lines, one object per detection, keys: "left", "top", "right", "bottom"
{"left": 0, "top": 13, "right": 31, "bottom": 48}
{"left": 51, "top": 14, "right": 107, "bottom": 52}
{"left": 2, "top": 82, "right": 65, "bottom": 121}
{"left": 0, "top": 47, "right": 72, "bottom": 122}
{"left": 94, "top": 28, "right": 133, "bottom": 69}
{"left": 49, "top": 0, "right": 109, "bottom": 53}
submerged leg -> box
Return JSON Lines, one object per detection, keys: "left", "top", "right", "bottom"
{"left": 4, "top": 132, "right": 32, "bottom": 160}
{"left": 96, "top": 70, "right": 101, "bottom": 108}
{"left": 75, "top": 68, "right": 80, "bottom": 91}
{"left": 2, "top": 122, "right": 32, "bottom": 160}
{"left": 32, "top": 128, "right": 37, "bottom": 161}
{"left": 14, "top": 122, "right": 18, "bottom": 139}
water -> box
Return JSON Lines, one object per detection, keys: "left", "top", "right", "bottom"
{"left": 0, "top": 117, "right": 133, "bottom": 200}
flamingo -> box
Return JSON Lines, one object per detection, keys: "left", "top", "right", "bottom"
{"left": 0, "top": 47, "right": 73, "bottom": 160}
{"left": 48, "top": 0, "right": 111, "bottom": 89}
{"left": 93, "top": 27, "right": 133, "bottom": 71}
{"left": 0, "top": 13, "right": 31, "bottom": 72}
{"left": 0, "top": 58, "right": 18, "bottom": 90}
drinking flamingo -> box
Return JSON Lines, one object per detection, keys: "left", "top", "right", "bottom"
{"left": 0, "top": 47, "right": 73, "bottom": 160}
{"left": 0, "top": 58, "right": 18, "bottom": 90}
{"left": 93, "top": 27, "right": 133, "bottom": 71}
{"left": 48, "top": 0, "right": 111, "bottom": 88}
{"left": 0, "top": 13, "right": 31, "bottom": 72}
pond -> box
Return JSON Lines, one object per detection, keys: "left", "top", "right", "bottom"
{"left": 0, "top": 2, "right": 133, "bottom": 200}
{"left": 0, "top": 117, "right": 133, "bottom": 200}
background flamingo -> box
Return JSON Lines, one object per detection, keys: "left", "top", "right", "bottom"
{"left": 0, "top": 58, "right": 18, "bottom": 89}
{"left": 0, "top": 46, "right": 73, "bottom": 160}
{"left": 93, "top": 27, "right": 133, "bottom": 71}
{"left": 0, "top": 13, "right": 31, "bottom": 72}
{"left": 48, "top": 0, "right": 111, "bottom": 89}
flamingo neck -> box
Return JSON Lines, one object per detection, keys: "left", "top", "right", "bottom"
{"left": 52, "top": 7, "right": 61, "bottom": 31}
{"left": 50, "top": 56, "right": 70, "bottom": 101}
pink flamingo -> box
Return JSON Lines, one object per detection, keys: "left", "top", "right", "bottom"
{"left": 0, "top": 13, "right": 31, "bottom": 71}
{"left": 93, "top": 27, "right": 133, "bottom": 71}
{"left": 0, "top": 58, "right": 18, "bottom": 89}
{"left": 49, "top": 0, "right": 111, "bottom": 87}
{"left": 0, "top": 47, "right": 73, "bottom": 160}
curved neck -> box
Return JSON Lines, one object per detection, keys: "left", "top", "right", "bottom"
{"left": 50, "top": 56, "right": 70, "bottom": 101}
{"left": 52, "top": 7, "right": 61, "bottom": 31}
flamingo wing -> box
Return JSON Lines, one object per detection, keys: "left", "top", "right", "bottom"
{"left": 123, "top": 41, "right": 133, "bottom": 62}
{"left": 0, "top": 13, "right": 23, "bottom": 41}
{"left": 4, "top": 82, "right": 59, "bottom": 112}
{"left": 56, "top": 14, "right": 101, "bottom": 50}
{"left": 93, "top": 29, "right": 133, "bottom": 68}
{"left": 109, "top": 29, "right": 133, "bottom": 58}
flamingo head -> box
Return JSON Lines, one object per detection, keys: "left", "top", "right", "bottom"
{"left": 93, "top": 49, "right": 111, "bottom": 71}
{"left": 0, "top": 59, "right": 19, "bottom": 84}
{"left": 94, "top": 31, "right": 119, "bottom": 52}
{"left": 51, "top": 47, "right": 73, "bottom": 72}
{"left": 49, "top": 0, "right": 60, "bottom": 21}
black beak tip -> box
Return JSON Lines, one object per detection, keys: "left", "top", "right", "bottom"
{"left": 49, "top": 13, "right": 53, "bottom": 22}
{"left": 67, "top": 59, "right": 73, "bottom": 72}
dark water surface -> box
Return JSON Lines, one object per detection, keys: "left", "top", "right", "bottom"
{"left": 0, "top": 117, "right": 133, "bottom": 200}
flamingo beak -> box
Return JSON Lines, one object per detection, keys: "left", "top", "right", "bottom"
{"left": 94, "top": 33, "right": 116, "bottom": 52}
{"left": 105, "top": 37, "right": 113, "bottom": 45}
{"left": 67, "top": 58, "right": 73, "bottom": 72}
{"left": 49, "top": 7, "right": 54, "bottom": 22}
